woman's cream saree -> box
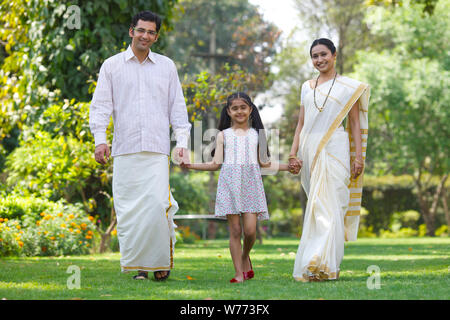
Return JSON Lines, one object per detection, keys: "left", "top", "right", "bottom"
{"left": 293, "top": 75, "right": 370, "bottom": 282}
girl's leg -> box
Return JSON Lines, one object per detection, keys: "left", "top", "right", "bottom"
{"left": 227, "top": 214, "right": 244, "bottom": 282}
{"left": 241, "top": 213, "right": 257, "bottom": 272}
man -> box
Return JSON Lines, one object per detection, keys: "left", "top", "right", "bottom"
{"left": 89, "top": 11, "right": 191, "bottom": 281}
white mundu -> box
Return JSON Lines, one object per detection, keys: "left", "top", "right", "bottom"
{"left": 113, "top": 152, "right": 178, "bottom": 272}
{"left": 293, "top": 75, "right": 370, "bottom": 282}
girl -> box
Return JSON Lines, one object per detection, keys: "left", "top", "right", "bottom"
{"left": 181, "top": 92, "right": 289, "bottom": 283}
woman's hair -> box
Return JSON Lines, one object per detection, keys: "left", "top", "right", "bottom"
{"left": 213, "top": 92, "right": 270, "bottom": 163}
{"left": 309, "top": 38, "right": 336, "bottom": 57}
{"left": 130, "top": 10, "right": 162, "bottom": 32}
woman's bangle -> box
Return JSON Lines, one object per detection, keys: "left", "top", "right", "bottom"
{"left": 354, "top": 158, "right": 364, "bottom": 164}
{"left": 288, "top": 155, "right": 297, "bottom": 160}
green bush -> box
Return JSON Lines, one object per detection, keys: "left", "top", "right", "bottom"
{"left": 379, "top": 227, "right": 418, "bottom": 238}
{"left": 358, "top": 226, "right": 377, "bottom": 238}
{"left": 434, "top": 225, "right": 448, "bottom": 237}
{"left": 0, "top": 194, "right": 96, "bottom": 256}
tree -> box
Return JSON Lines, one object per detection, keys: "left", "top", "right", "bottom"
{"left": 351, "top": 0, "right": 449, "bottom": 235}
{"left": 166, "top": 0, "right": 281, "bottom": 92}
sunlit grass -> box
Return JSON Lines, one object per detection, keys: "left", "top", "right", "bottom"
{"left": 0, "top": 237, "right": 448, "bottom": 300}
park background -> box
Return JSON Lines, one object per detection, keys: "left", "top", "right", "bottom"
{"left": 0, "top": 0, "right": 448, "bottom": 300}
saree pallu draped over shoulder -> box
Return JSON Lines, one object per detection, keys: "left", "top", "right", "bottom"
{"left": 293, "top": 76, "right": 370, "bottom": 282}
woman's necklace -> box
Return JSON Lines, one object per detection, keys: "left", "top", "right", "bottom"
{"left": 313, "top": 72, "right": 337, "bottom": 112}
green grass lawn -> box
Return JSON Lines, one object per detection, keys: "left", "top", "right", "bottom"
{"left": 0, "top": 237, "right": 448, "bottom": 300}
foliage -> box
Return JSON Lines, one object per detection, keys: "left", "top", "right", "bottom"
{"left": 176, "top": 226, "right": 200, "bottom": 244}
{"left": 351, "top": 0, "right": 449, "bottom": 234}
{"left": 0, "top": 194, "right": 96, "bottom": 256}
{"left": 4, "top": 98, "right": 114, "bottom": 229}
{"left": 169, "top": 170, "right": 210, "bottom": 214}
{"left": 182, "top": 64, "right": 254, "bottom": 122}
{"left": 267, "top": 208, "right": 303, "bottom": 237}
{"left": 434, "top": 225, "right": 448, "bottom": 237}
{"left": 167, "top": 0, "right": 280, "bottom": 87}
{"left": 5, "top": 129, "right": 106, "bottom": 205}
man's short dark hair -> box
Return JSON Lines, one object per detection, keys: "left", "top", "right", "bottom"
{"left": 131, "top": 11, "right": 161, "bottom": 32}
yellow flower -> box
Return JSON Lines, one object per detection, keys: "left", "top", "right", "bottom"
{"left": 58, "top": 212, "right": 63, "bottom": 217}
{"left": 44, "top": 231, "right": 48, "bottom": 235}
{"left": 59, "top": 234, "right": 65, "bottom": 238}
{"left": 36, "top": 220, "right": 41, "bottom": 226}
{"left": 61, "top": 223, "right": 66, "bottom": 228}
{"left": 4, "top": 218, "right": 8, "bottom": 222}
{"left": 79, "top": 241, "right": 83, "bottom": 244}
{"left": 111, "top": 229, "right": 117, "bottom": 236}
{"left": 69, "top": 228, "right": 74, "bottom": 233}
{"left": 85, "top": 243, "right": 90, "bottom": 247}
{"left": 68, "top": 214, "right": 75, "bottom": 219}
{"left": 88, "top": 216, "right": 94, "bottom": 221}
{"left": 50, "top": 236, "right": 56, "bottom": 240}
{"left": 15, "top": 236, "right": 21, "bottom": 241}
{"left": 75, "top": 229, "right": 81, "bottom": 234}
{"left": 0, "top": 218, "right": 4, "bottom": 222}
{"left": 71, "top": 222, "right": 77, "bottom": 227}
{"left": 40, "top": 212, "right": 46, "bottom": 217}
{"left": 87, "top": 230, "right": 93, "bottom": 235}
{"left": 80, "top": 223, "right": 87, "bottom": 230}
{"left": 16, "top": 225, "right": 21, "bottom": 230}
{"left": 18, "top": 241, "right": 24, "bottom": 248}
{"left": 85, "top": 235, "right": 92, "bottom": 239}
{"left": 44, "top": 215, "right": 51, "bottom": 220}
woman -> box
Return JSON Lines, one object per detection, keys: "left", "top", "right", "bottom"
{"left": 288, "top": 38, "right": 370, "bottom": 282}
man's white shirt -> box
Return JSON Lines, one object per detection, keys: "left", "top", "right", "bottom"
{"left": 89, "top": 46, "right": 191, "bottom": 157}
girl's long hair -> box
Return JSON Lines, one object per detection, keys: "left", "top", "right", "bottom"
{"left": 212, "top": 92, "right": 270, "bottom": 163}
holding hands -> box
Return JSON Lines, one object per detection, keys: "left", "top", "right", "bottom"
{"left": 288, "top": 155, "right": 302, "bottom": 175}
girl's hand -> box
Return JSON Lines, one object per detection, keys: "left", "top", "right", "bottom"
{"left": 351, "top": 157, "right": 364, "bottom": 179}
{"left": 180, "top": 161, "right": 191, "bottom": 169}
{"left": 288, "top": 158, "right": 302, "bottom": 174}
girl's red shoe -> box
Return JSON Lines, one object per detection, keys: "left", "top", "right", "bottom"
{"left": 243, "top": 257, "right": 254, "bottom": 280}
{"left": 244, "top": 270, "right": 254, "bottom": 280}
{"left": 230, "top": 274, "right": 244, "bottom": 283}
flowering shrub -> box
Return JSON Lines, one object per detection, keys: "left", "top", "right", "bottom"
{"left": 176, "top": 226, "right": 200, "bottom": 245}
{"left": 0, "top": 195, "right": 96, "bottom": 256}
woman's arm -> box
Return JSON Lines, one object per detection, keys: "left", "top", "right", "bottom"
{"left": 348, "top": 99, "right": 364, "bottom": 179}
{"left": 289, "top": 105, "right": 305, "bottom": 157}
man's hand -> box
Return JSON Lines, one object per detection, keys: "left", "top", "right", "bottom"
{"left": 173, "top": 147, "right": 190, "bottom": 165}
{"left": 95, "top": 144, "right": 110, "bottom": 165}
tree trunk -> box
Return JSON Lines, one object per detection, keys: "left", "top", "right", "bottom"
{"left": 99, "top": 206, "right": 117, "bottom": 253}
{"left": 415, "top": 173, "right": 448, "bottom": 236}
{"left": 442, "top": 187, "right": 450, "bottom": 228}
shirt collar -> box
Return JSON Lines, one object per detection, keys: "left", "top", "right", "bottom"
{"left": 125, "top": 46, "right": 156, "bottom": 64}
